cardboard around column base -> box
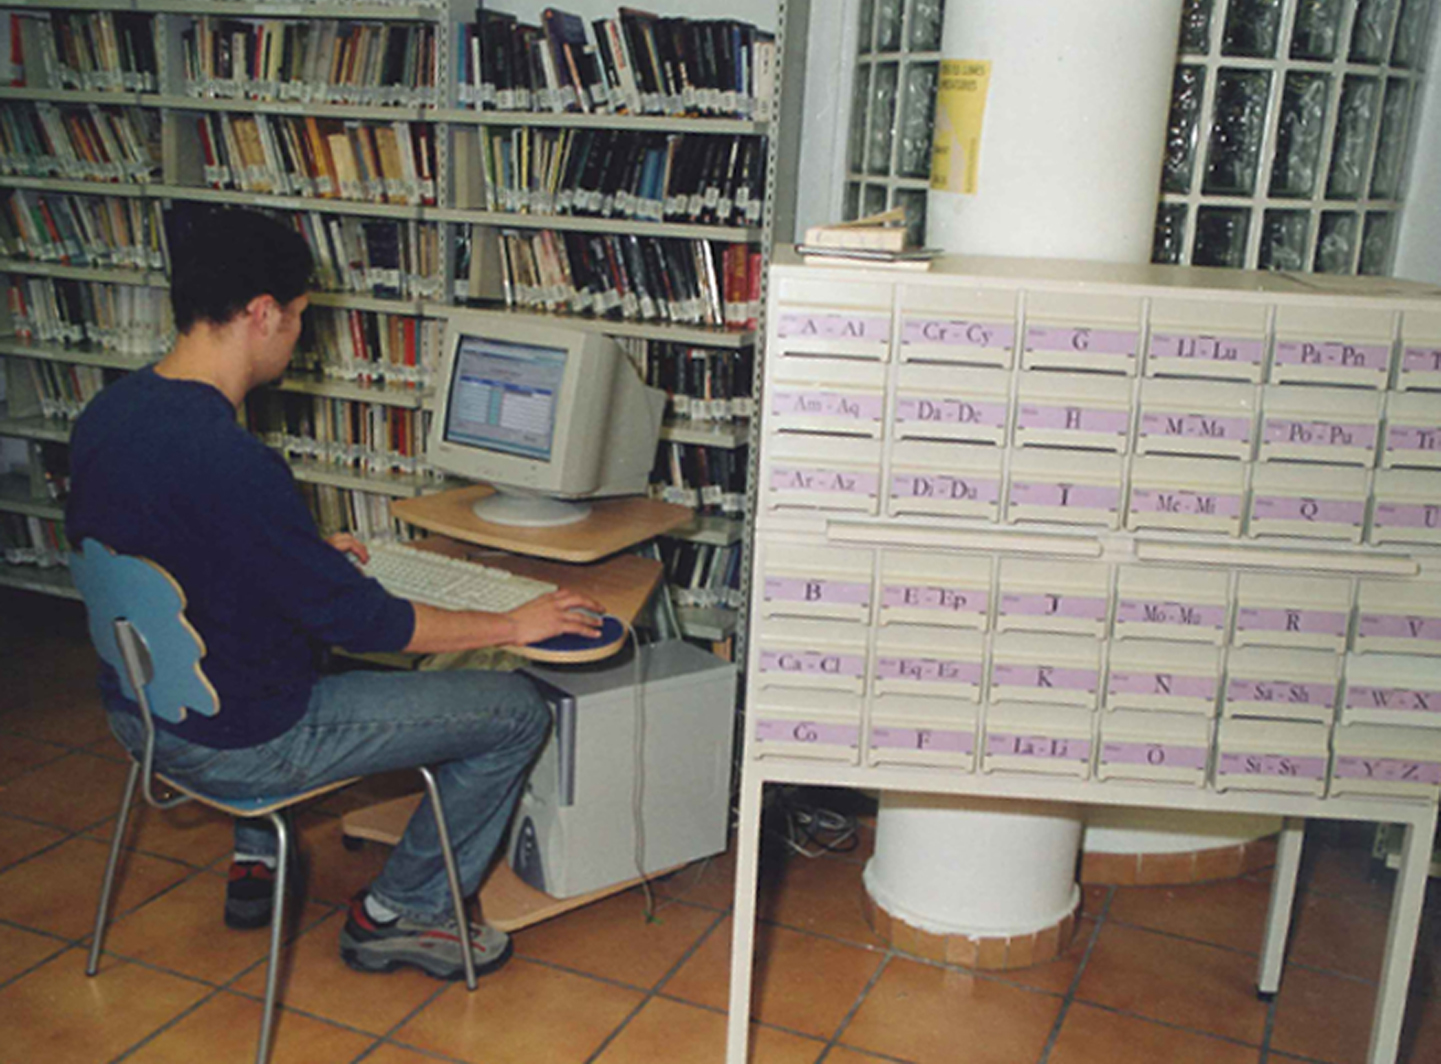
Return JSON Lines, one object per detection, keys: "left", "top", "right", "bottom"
{"left": 860, "top": 888, "right": 1080, "bottom": 971}
{"left": 1079, "top": 833, "right": 1279, "bottom": 887}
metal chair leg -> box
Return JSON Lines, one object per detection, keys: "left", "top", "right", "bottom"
{"left": 418, "top": 766, "right": 477, "bottom": 991}
{"left": 88, "top": 760, "right": 142, "bottom": 977}
{"left": 255, "top": 811, "right": 290, "bottom": 1064}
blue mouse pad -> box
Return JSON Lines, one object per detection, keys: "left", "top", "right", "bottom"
{"left": 526, "top": 614, "right": 627, "bottom": 654}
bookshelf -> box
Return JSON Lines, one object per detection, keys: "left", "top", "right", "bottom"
{"left": 0, "top": 0, "right": 809, "bottom": 649}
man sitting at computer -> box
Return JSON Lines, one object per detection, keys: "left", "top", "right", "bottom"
{"left": 66, "top": 207, "right": 602, "bottom": 981}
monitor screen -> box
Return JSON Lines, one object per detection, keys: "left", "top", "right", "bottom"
{"left": 441, "top": 333, "right": 568, "bottom": 462}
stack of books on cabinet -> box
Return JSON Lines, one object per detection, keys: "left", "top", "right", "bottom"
{"left": 0, "top": 0, "right": 808, "bottom": 651}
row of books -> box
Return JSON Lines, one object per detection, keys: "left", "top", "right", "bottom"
{"left": 649, "top": 440, "right": 746, "bottom": 514}
{"left": 0, "top": 514, "right": 69, "bottom": 569}
{"left": 282, "top": 212, "right": 444, "bottom": 301}
{"left": 474, "top": 127, "right": 765, "bottom": 229}
{"left": 0, "top": 103, "right": 160, "bottom": 184}
{"left": 181, "top": 18, "right": 440, "bottom": 106}
{"left": 662, "top": 539, "right": 742, "bottom": 611}
{"left": 0, "top": 191, "right": 165, "bottom": 271}
{"left": 299, "top": 482, "right": 414, "bottom": 542}
{"left": 19, "top": 357, "right": 113, "bottom": 421}
{"left": 5, "top": 12, "right": 159, "bottom": 94}
{"left": 194, "top": 113, "right": 438, "bottom": 205}
{"left": 292, "top": 307, "right": 443, "bottom": 389}
{"left": 640, "top": 342, "right": 754, "bottom": 423}
{"left": 461, "top": 7, "right": 775, "bottom": 119}
{"left": 487, "top": 228, "right": 758, "bottom": 328}
{"left": 243, "top": 391, "right": 437, "bottom": 478}
{"left": 8, "top": 278, "right": 173, "bottom": 356}
{"left": 25, "top": 441, "right": 70, "bottom": 502}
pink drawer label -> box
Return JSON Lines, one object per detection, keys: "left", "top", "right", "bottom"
{"left": 870, "top": 727, "right": 975, "bottom": 754}
{"left": 1358, "top": 614, "right": 1441, "bottom": 641}
{"left": 1217, "top": 753, "right": 1327, "bottom": 779}
{"left": 875, "top": 657, "right": 983, "bottom": 685}
{"left": 1025, "top": 325, "right": 1138, "bottom": 357}
{"left": 1226, "top": 679, "right": 1336, "bottom": 706}
{"left": 1373, "top": 503, "right": 1441, "bottom": 530}
{"left": 1000, "top": 593, "right": 1108, "bottom": 621}
{"left": 895, "top": 396, "right": 1007, "bottom": 427}
{"left": 1251, "top": 496, "right": 1366, "bottom": 526}
{"left": 901, "top": 318, "right": 1015, "bottom": 350}
{"left": 770, "top": 467, "right": 878, "bottom": 497}
{"left": 755, "top": 719, "right": 859, "bottom": 746}
{"left": 771, "top": 390, "right": 883, "bottom": 421}
{"left": 1130, "top": 489, "right": 1243, "bottom": 519}
{"left": 891, "top": 474, "right": 1000, "bottom": 505}
{"left": 1345, "top": 686, "right": 1441, "bottom": 714}
{"left": 777, "top": 312, "right": 888, "bottom": 342}
{"left": 1139, "top": 412, "right": 1252, "bottom": 443}
{"left": 1149, "top": 333, "right": 1265, "bottom": 365}
{"left": 1401, "top": 346, "right": 1441, "bottom": 373}
{"left": 763, "top": 577, "right": 871, "bottom": 607}
{"left": 1333, "top": 756, "right": 1441, "bottom": 785}
{"left": 881, "top": 584, "right": 988, "bottom": 615}
{"left": 1263, "top": 419, "right": 1377, "bottom": 449}
{"left": 1385, "top": 426, "right": 1441, "bottom": 452}
{"left": 1116, "top": 599, "right": 1226, "bottom": 630}
{"left": 1236, "top": 608, "right": 1347, "bottom": 637}
{"left": 986, "top": 733, "right": 1092, "bottom": 761}
{"left": 1101, "top": 742, "right": 1208, "bottom": 769}
{"left": 1009, "top": 481, "right": 1120, "bottom": 512}
{"left": 1274, "top": 340, "right": 1391, "bottom": 372}
{"left": 1108, "top": 672, "right": 1216, "bottom": 699}
{"left": 758, "top": 650, "right": 865, "bottom": 677}
{"left": 992, "top": 664, "right": 1097, "bottom": 692}
{"left": 1016, "top": 405, "right": 1129, "bottom": 434}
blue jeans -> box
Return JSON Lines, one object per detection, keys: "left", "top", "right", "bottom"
{"left": 107, "top": 668, "right": 550, "bottom": 924}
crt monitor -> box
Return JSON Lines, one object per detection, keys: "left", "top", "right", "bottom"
{"left": 427, "top": 312, "right": 666, "bottom": 527}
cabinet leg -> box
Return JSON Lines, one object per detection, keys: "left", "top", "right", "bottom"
{"left": 725, "top": 771, "right": 766, "bottom": 1064}
{"left": 1367, "top": 804, "right": 1438, "bottom": 1064}
{"left": 1257, "top": 817, "right": 1304, "bottom": 997}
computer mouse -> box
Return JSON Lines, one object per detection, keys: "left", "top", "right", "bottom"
{"left": 573, "top": 608, "right": 606, "bottom": 624}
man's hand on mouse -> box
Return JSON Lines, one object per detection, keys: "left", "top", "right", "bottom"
{"left": 505, "top": 589, "right": 606, "bottom": 645}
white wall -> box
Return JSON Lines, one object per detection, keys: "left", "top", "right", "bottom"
{"left": 1393, "top": 23, "right": 1441, "bottom": 285}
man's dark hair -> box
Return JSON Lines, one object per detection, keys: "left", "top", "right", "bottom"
{"left": 167, "top": 208, "right": 314, "bottom": 333}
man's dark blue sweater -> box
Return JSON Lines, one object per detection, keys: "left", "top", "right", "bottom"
{"left": 66, "top": 367, "right": 416, "bottom": 749}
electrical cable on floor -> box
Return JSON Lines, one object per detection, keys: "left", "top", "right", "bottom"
{"left": 766, "top": 786, "right": 860, "bottom": 859}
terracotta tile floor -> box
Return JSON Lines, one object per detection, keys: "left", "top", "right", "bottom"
{"left": 2, "top": 588, "right": 1439, "bottom": 1064}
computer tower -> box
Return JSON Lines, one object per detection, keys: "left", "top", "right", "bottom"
{"left": 509, "top": 640, "right": 738, "bottom": 898}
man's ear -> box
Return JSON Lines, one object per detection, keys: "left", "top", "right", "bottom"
{"left": 243, "top": 294, "right": 280, "bottom": 333}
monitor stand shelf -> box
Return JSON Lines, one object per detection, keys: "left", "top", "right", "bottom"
{"left": 391, "top": 486, "right": 693, "bottom": 562}
{"left": 341, "top": 795, "right": 683, "bottom": 931}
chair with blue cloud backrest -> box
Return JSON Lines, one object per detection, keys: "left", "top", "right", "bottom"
{"left": 71, "top": 538, "right": 478, "bottom": 1064}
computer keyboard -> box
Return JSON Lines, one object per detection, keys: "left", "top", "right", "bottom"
{"left": 358, "top": 541, "right": 558, "bottom": 613}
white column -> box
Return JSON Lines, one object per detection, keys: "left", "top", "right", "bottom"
{"left": 926, "top": 0, "right": 1184, "bottom": 261}
{"left": 864, "top": 0, "right": 1185, "bottom": 942}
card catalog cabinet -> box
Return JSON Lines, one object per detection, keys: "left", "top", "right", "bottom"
{"left": 748, "top": 252, "right": 1441, "bottom": 804}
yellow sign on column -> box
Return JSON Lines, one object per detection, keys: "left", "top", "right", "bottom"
{"left": 930, "top": 60, "right": 992, "bottom": 195}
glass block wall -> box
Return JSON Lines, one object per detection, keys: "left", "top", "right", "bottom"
{"left": 1156, "top": 0, "right": 1436, "bottom": 274}
{"left": 843, "top": 0, "right": 947, "bottom": 245}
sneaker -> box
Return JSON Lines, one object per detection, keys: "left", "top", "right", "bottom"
{"left": 339, "top": 892, "right": 513, "bottom": 981}
{"left": 224, "top": 860, "right": 278, "bottom": 930}
{"left": 224, "top": 848, "right": 305, "bottom": 931}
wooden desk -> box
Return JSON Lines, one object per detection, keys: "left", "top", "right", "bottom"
{"left": 392, "top": 485, "right": 692, "bottom": 563}
{"left": 341, "top": 522, "right": 674, "bottom": 930}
